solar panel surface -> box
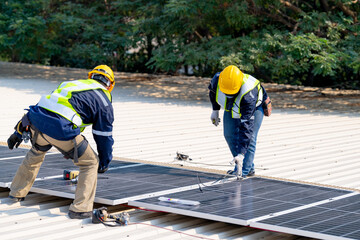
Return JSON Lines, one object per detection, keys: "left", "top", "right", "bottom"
{"left": 0, "top": 146, "right": 224, "bottom": 204}
{"left": 130, "top": 178, "right": 360, "bottom": 240}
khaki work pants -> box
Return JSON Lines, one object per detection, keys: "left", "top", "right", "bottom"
{"left": 10, "top": 130, "right": 99, "bottom": 212}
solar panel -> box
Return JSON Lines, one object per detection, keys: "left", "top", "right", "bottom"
{"left": 31, "top": 161, "right": 224, "bottom": 205}
{"left": 0, "top": 149, "right": 75, "bottom": 187}
{"left": 0, "top": 145, "right": 29, "bottom": 161}
{"left": 253, "top": 194, "right": 360, "bottom": 239}
{"left": 0, "top": 146, "right": 224, "bottom": 205}
{"left": 130, "top": 178, "right": 360, "bottom": 240}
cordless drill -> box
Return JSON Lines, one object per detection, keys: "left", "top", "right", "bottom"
{"left": 63, "top": 170, "right": 79, "bottom": 180}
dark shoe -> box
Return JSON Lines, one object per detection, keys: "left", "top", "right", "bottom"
{"left": 227, "top": 164, "right": 243, "bottom": 178}
{"left": 98, "top": 165, "right": 108, "bottom": 174}
{"left": 68, "top": 210, "right": 92, "bottom": 219}
{"left": 9, "top": 195, "right": 25, "bottom": 202}
{"left": 247, "top": 170, "right": 255, "bottom": 177}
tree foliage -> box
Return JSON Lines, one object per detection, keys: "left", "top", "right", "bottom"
{"left": 0, "top": 0, "right": 359, "bottom": 88}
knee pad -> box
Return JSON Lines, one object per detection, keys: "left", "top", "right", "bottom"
{"left": 61, "top": 138, "right": 89, "bottom": 160}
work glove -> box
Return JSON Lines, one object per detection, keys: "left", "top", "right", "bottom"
{"left": 229, "top": 154, "right": 244, "bottom": 179}
{"left": 7, "top": 132, "right": 22, "bottom": 150}
{"left": 98, "top": 165, "right": 109, "bottom": 174}
{"left": 210, "top": 110, "right": 220, "bottom": 126}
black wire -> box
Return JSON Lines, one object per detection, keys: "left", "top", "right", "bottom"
{"left": 196, "top": 171, "right": 237, "bottom": 195}
{"left": 196, "top": 173, "right": 203, "bottom": 193}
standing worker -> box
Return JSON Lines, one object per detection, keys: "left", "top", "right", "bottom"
{"left": 6, "top": 65, "right": 115, "bottom": 219}
{"left": 209, "top": 65, "right": 272, "bottom": 179}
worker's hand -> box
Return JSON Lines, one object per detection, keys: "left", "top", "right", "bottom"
{"left": 98, "top": 165, "right": 109, "bottom": 174}
{"left": 7, "top": 133, "right": 22, "bottom": 150}
{"left": 210, "top": 110, "right": 220, "bottom": 126}
{"left": 230, "top": 154, "right": 244, "bottom": 165}
{"left": 229, "top": 154, "right": 244, "bottom": 179}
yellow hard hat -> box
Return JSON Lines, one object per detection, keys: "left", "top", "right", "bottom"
{"left": 88, "top": 65, "right": 115, "bottom": 92}
{"left": 219, "top": 65, "right": 244, "bottom": 95}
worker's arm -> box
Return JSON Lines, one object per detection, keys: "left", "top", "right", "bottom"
{"left": 90, "top": 96, "right": 114, "bottom": 172}
{"left": 93, "top": 128, "right": 114, "bottom": 171}
{"left": 208, "top": 73, "right": 222, "bottom": 126}
{"left": 208, "top": 73, "right": 221, "bottom": 111}
{"left": 261, "top": 85, "right": 268, "bottom": 101}
{"left": 71, "top": 90, "right": 114, "bottom": 171}
{"left": 237, "top": 88, "right": 258, "bottom": 155}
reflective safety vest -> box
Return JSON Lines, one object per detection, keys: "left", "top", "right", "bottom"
{"left": 37, "top": 79, "right": 111, "bottom": 129}
{"left": 215, "top": 74, "right": 263, "bottom": 118}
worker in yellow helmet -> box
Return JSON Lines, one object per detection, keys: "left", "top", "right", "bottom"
{"left": 7, "top": 65, "right": 115, "bottom": 219}
{"left": 208, "top": 65, "right": 272, "bottom": 179}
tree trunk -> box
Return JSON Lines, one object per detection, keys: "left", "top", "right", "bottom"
{"left": 146, "top": 34, "right": 153, "bottom": 62}
{"left": 335, "top": 0, "right": 358, "bottom": 23}
{"left": 319, "top": 0, "right": 330, "bottom": 12}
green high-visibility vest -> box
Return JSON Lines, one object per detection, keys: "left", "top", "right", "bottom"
{"left": 38, "top": 79, "right": 111, "bottom": 129}
{"left": 216, "top": 74, "right": 262, "bottom": 118}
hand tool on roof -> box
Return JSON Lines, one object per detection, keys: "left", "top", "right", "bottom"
{"left": 63, "top": 170, "right": 79, "bottom": 180}
{"left": 92, "top": 207, "right": 130, "bottom": 226}
{"left": 174, "top": 152, "right": 192, "bottom": 161}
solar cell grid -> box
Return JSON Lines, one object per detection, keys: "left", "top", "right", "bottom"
{"left": 0, "top": 147, "right": 29, "bottom": 159}
{"left": 344, "top": 229, "right": 360, "bottom": 239}
{"left": 305, "top": 213, "right": 359, "bottom": 232}
{"left": 131, "top": 178, "right": 358, "bottom": 240}
{"left": 317, "top": 194, "right": 360, "bottom": 213}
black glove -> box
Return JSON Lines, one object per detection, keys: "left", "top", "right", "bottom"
{"left": 98, "top": 165, "right": 109, "bottom": 174}
{"left": 7, "top": 133, "right": 22, "bottom": 150}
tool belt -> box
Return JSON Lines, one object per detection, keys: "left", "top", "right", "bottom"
{"left": 29, "top": 124, "right": 53, "bottom": 152}
{"left": 14, "top": 114, "right": 32, "bottom": 143}
{"left": 14, "top": 114, "right": 50, "bottom": 152}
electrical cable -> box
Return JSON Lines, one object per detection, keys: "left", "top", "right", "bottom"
{"left": 196, "top": 171, "right": 240, "bottom": 196}
{"left": 171, "top": 158, "right": 269, "bottom": 170}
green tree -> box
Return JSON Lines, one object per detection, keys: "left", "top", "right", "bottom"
{"left": 0, "top": 0, "right": 358, "bottom": 88}
{"left": 0, "top": 0, "right": 55, "bottom": 63}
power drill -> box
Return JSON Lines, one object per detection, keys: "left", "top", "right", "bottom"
{"left": 63, "top": 170, "right": 79, "bottom": 180}
{"left": 92, "top": 207, "right": 130, "bottom": 226}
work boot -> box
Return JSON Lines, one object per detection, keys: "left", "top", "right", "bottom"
{"left": 9, "top": 195, "right": 25, "bottom": 202}
{"left": 68, "top": 210, "right": 92, "bottom": 219}
{"left": 226, "top": 165, "right": 237, "bottom": 175}
{"left": 247, "top": 170, "right": 255, "bottom": 177}
{"left": 98, "top": 165, "right": 108, "bottom": 174}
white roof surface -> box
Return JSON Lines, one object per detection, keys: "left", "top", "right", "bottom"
{"left": 0, "top": 75, "right": 359, "bottom": 239}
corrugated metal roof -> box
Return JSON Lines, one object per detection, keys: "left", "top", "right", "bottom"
{"left": 1, "top": 188, "right": 306, "bottom": 240}
{"left": 1, "top": 71, "right": 358, "bottom": 239}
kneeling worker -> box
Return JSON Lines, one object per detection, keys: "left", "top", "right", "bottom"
{"left": 7, "top": 65, "right": 115, "bottom": 219}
